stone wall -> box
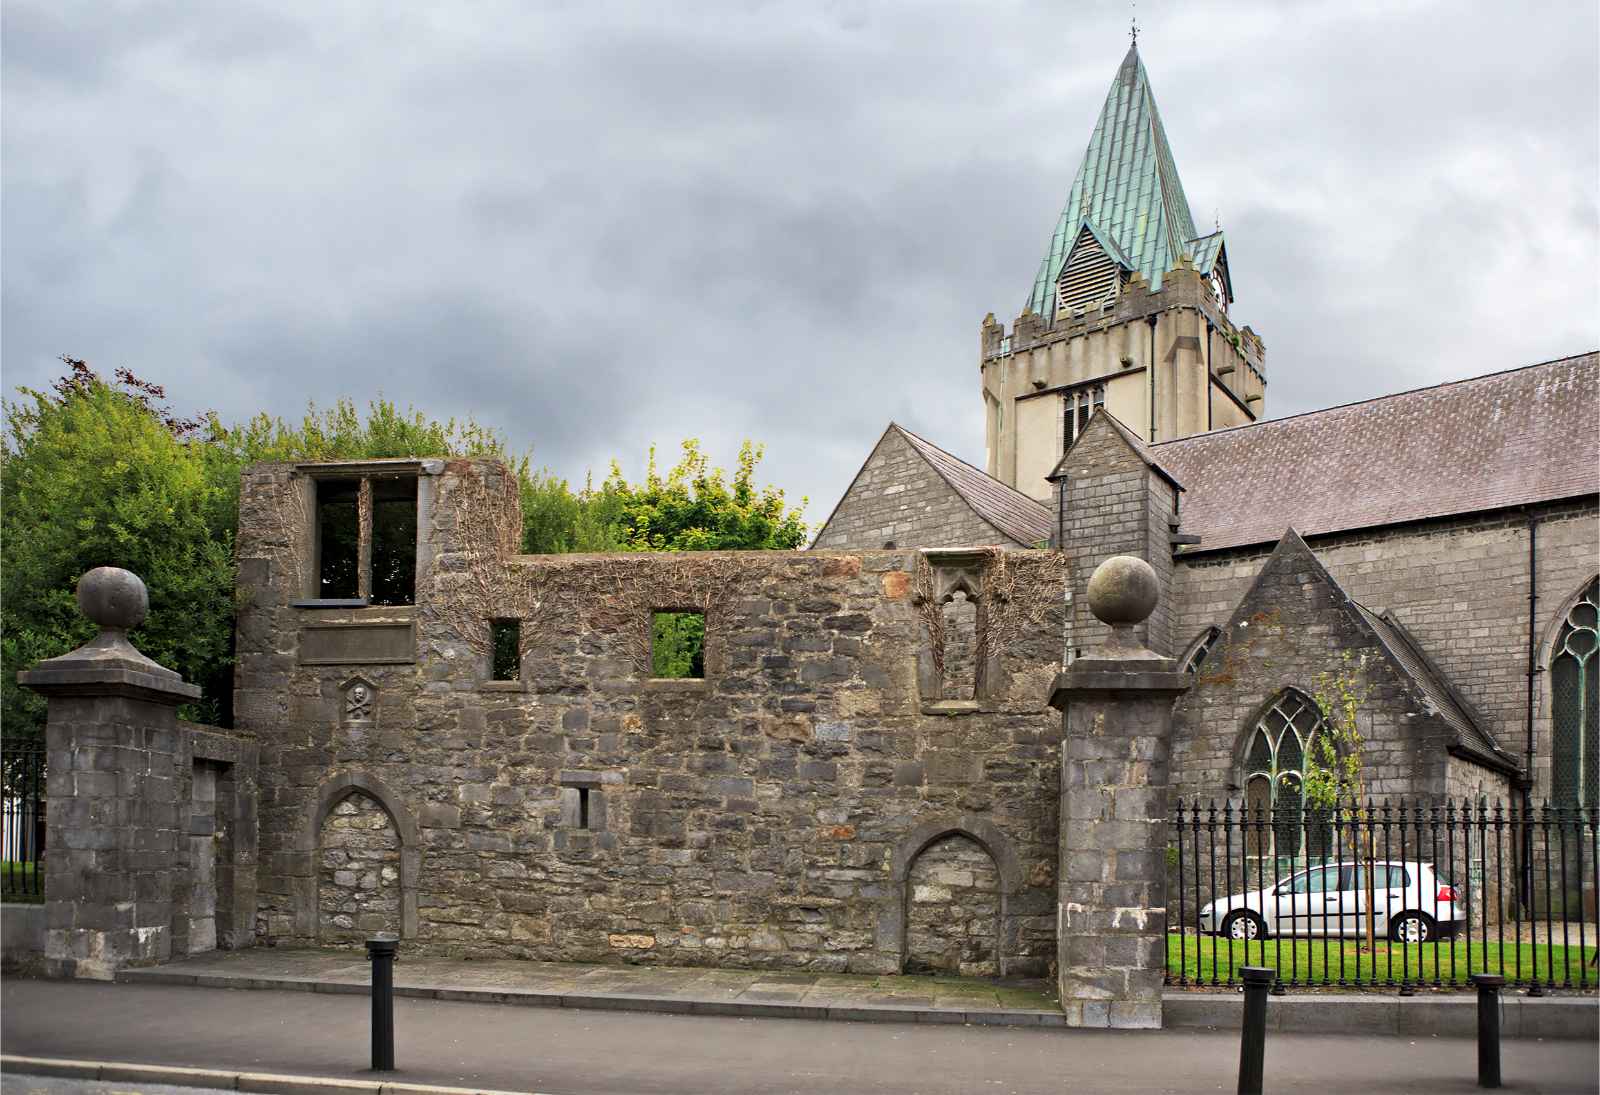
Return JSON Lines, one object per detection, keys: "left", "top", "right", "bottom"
{"left": 1055, "top": 415, "right": 1171, "bottom": 658}
{"left": 1169, "top": 532, "right": 1514, "bottom": 803}
{"left": 238, "top": 459, "right": 1066, "bottom": 975}
{"left": 904, "top": 834, "right": 1000, "bottom": 976}
{"left": 1171, "top": 501, "right": 1597, "bottom": 803}
{"left": 318, "top": 791, "right": 401, "bottom": 945}
{"left": 812, "top": 428, "right": 1023, "bottom": 550}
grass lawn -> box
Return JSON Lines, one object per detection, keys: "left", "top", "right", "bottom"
{"left": 1, "top": 860, "right": 42, "bottom": 903}
{"left": 1166, "top": 932, "right": 1599, "bottom": 989}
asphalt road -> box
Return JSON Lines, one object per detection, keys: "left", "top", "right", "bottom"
{"left": 3, "top": 979, "right": 1596, "bottom": 1095}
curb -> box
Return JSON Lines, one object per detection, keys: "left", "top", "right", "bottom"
{"left": 0, "top": 1055, "right": 552, "bottom": 1095}
{"left": 113, "top": 968, "right": 1068, "bottom": 1028}
{"left": 1164, "top": 992, "right": 1598, "bottom": 1041}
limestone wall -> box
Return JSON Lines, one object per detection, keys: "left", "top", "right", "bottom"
{"left": 1170, "top": 501, "right": 1599, "bottom": 803}
{"left": 238, "top": 459, "right": 1066, "bottom": 975}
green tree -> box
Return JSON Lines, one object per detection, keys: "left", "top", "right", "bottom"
{"left": 1303, "top": 652, "right": 1378, "bottom": 951}
{"left": 597, "top": 439, "right": 807, "bottom": 552}
{"left": 2, "top": 361, "right": 236, "bottom": 736}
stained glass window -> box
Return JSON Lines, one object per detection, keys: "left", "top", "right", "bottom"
{"left": 1551, "top": 578, "right": 1599, "bottom": 808}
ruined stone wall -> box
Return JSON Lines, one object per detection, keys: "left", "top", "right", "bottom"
{"left": 812, "top": 429, "right": 1023, "bottom": 550}
{"left": 1170, "top": 500, "right": 1598, "bottom": 803}
{"left": 904, "top": 835, "right": 1000, "bottom": 976}
{"left": 237, "top": 459, "right": 1066, "bottom": 976}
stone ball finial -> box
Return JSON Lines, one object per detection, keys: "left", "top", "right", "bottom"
{"left": 76, "top": 567, "right": 149, "bottom": 631}
{"left": 1086, "top": 556, "right": 1159, "bottom": 626}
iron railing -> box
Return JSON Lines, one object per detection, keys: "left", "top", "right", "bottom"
{"left": 1167, "top": 799, "right": 1598, "bottom": 992}
{"left": 1, "top": 737, "right": 46, "bottom": 901}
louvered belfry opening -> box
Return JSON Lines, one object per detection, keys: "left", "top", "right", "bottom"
{"left": 1055, "top": 226, "right": 1123, "bottom": 317}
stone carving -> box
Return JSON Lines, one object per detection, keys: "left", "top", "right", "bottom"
{"left": 341, "top": 678, "right": 376, "bottom": 723}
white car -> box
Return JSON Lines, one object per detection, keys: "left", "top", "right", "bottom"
{"left": 1197, "top": 860, "right": 1465, "bottom": 943}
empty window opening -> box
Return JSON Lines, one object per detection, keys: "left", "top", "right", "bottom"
{"left": 558, "top": 778, "right": 603, "bottom": 831}
{"left": 490, "top": 619, "right": 521, "bottom": 680}
{"left": 313, "top": 474, "right": 418, "bottom": 605}
{"left": 316, "top": 479, "right": 360, "bottom": 599}
{"left": 577, "top": 787, "right": 591, "bottom": 829}
{"left": 370, "top": 477, "right": 418, "bottom": 606}
{"left": 651, "top": 611, "right": 705, "bottom": 679}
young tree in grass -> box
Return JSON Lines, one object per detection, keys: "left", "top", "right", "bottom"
{"left": 1303, "top": 652, "right": 1378, "bottom": 952}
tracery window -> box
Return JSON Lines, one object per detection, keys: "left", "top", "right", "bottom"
{"left": 1551, "top": 578, "right": 1599, "bottom": 808}
{"left": 1063, "top": 384, "right": 1105, "bottom": 451}
{"left": 1180, "top": 626, "right": 1222, "bottom": 674}
{"left": 1243, "top": 690, "right": 1325, "bottom": 861}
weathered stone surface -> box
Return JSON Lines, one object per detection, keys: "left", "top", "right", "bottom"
{"left": 237, "top": 459, "right": 1066, "bottom": 975}
{"left": 905, "top": 835, "right": 999, "bottom": 977}
{"left": 318, "top": 792, "right": 400, "bottom": 945}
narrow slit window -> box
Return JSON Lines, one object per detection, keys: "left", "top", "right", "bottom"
{"left": 651, "top": 611, "right": 705, "bottom": 679}
{"left": 577, "top": 787, "right": 591, "bottom": 830}
{"left": 490, "top": 619, "right": 521, "bottom": 680}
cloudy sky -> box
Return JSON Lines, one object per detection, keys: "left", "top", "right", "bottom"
{"left": 4, "top": 0, "right": 1596, "bottom": 526}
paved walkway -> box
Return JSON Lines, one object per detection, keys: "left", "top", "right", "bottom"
{"left": 119, "top": 947, "right": 1063, "bottom": 1026}
{"left": 7, "top": 979, "right": 1599, "bottom": 1095}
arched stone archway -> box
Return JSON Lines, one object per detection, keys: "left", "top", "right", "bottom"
{"left": 299, "top": 771, "right": 419, "bottom": 941}
{"left": 886, "top": 816, "right": 1024, "bottom": 978}
{"left": 317, "top": 790, "right": 401, "bottom": 944}
{"left": 904, "top": 833, "right": 1000, "bottom": 976}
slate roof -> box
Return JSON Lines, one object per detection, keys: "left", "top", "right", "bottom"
{"left": 1026, "top": 44, "right": 1205, "bottom": 319}
{"left": 1354, "top": 604, "right": 1520, "bottom": 774}
{"left": 892, "top": 424, "right": 1055, "bottom": 547}
{"left": 1151, "top": 353, "right": 1599, "bottom": 553}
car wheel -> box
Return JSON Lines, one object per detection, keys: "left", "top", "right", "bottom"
{"left": 1390, "top": 912, "right": 1434, "bottom": 944}
{"left": 1222, "top": 911, "right": 1266, "bottom": 941}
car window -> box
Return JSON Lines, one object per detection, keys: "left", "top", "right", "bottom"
{"left": 1307, "top": 866, "right": 1340, "bottom": 893}
{"left": 1286, "top": 871, "right": 1313, "bottom": 894}
{"left": 1348, "top": 865, "right": 1411, "bottom": 889}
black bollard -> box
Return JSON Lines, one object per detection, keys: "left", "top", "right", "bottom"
{"left": 366, "top": 933, "right": 400, "bottom": 1072}
{"left": 1237, "top": 966, "right": 1274, "bottom": 1095}
{"left": 1470, "top": 973, "right": 1505, "bottom": 1089}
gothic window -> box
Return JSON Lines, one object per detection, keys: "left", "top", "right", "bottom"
{"left": 1551, "top": 578, "right": 1599, "bottom": 808}
{"left": 1242, "top": 690, "right": 1325, "bottom": 861}
{"left": 1063, "top": 384, "right": 1106, "bottom": 451}
{"left": 1180, "top": 626, "right": 1222, "bottom": 674}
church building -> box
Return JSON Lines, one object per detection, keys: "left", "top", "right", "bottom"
{"left": 815, "top": 43, "right": 1599, "bottom": 818}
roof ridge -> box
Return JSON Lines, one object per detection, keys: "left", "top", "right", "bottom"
{"left": 1152, "top": 351, "right": 1598, "bottom": 450}
{"left": 890, "top": 424, "right": 1053, "bottom": 546}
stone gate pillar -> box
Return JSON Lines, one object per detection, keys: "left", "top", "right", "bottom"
{"left": 18, "top": 567, "right": 200, "bottom": 979}
{"left": 1048, "top": 556, "right": 1190, "bottom": 1028}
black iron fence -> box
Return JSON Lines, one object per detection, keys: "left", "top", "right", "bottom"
{"left": 2, "top": 737, "right": 46, "bottom": 901}
{"left": 1167, "top": 799, "right": 1598, "bottom": 992}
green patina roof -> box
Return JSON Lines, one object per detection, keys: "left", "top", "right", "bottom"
{"left": 1026, "top": 45, "right": 1221, "bottom": 320}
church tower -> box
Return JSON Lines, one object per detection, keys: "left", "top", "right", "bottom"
{"left": 982, "top": 43, "right": 1266, "bottom": 500}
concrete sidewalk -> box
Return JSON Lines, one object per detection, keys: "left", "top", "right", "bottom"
{"left": 6, "top": 979, "right": 1599, "bottom": 1095}
{"left": 117, "top": 947, "right": 1064, "bottom": 1026}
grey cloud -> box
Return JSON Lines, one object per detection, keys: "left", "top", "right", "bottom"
{"left": 3, "top": 0, "right": 1595, "bottom": 519}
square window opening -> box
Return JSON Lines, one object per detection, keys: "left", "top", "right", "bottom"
{"left": 651, "top": 610, "right": 705, "bottom": 679}
{"left": 312, "top": 474, "right": 417, "bottom": 605}
{"left": 490, "top": 619, "right": 521, "bottom": 681}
